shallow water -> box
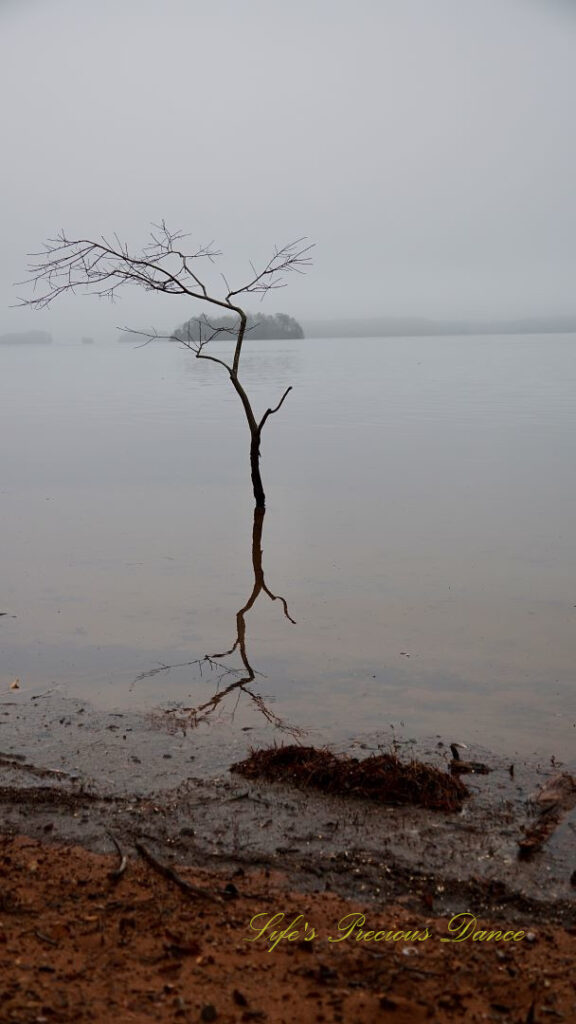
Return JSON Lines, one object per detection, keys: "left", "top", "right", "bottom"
{"left": 1, "top": 334, "right": 575, "bottom": 759}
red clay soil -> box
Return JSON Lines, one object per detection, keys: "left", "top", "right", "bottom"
{"left": 0, "top": 834, "right": 574, "bottom": 1024}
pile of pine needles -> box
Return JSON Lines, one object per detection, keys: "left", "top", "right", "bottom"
{"left": 232, "top": 744, "right": 468, "bottom": 812}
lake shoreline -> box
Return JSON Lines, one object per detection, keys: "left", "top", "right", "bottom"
{"left": 1, "top": 693, "right": 574, "bottom": 927}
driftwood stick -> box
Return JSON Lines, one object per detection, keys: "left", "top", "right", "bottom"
{"left": 107, "top": 833, "right": 128, "bottom": 881}
{"left": 135, "top": 841, "right": 223, "bottom": 904}
{"left": 518, "top": 773, "right": 576, "bottom": 858}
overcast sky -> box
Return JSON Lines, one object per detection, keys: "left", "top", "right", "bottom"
{"left": 2, "top": 0, "right": 576, "bottom": 340}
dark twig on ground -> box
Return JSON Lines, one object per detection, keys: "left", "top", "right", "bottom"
{"left": 449, "top": 744, "right": 492, "bottom": 775}
{"left": 107, "top": 832, "right": 128, "bottom": 881}
{"left": 135, "top": 841, "right": 224, "bottom": 903}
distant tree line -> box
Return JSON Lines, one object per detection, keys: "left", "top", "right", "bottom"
{"left": 0, "top": 330, "right": 52, "bottom": 345}
{"left": 173, "top": 312, "right": 304, "bottom": 343}
{"left": 302, "top": 315, "right": 576, "bottom": 339}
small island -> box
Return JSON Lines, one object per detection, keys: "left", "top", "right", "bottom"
{"left": 173, "top": 311, "right": 304, "bottom": 342}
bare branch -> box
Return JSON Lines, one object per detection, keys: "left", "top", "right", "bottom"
{"left": 226, "top": 238, "right": 314, "bottom": 303}
{"left": 117, "top": 326, "right": 180, "bottom": 349}
{"left": 258, "top": 386, "right": 293, "bottom": 433}
{"left": 18, "top": 226, "right": 227, "bottom": 314}
{"left": 19, "top": 226, "right": 312, "bottom": 350}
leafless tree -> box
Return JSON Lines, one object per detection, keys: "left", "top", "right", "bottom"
{"left": 19, "top": 222, "right": 313, "bottom": 509}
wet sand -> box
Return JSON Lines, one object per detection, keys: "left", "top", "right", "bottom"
{"left": 0, "top": 694, "right": 574, "bottom": 922}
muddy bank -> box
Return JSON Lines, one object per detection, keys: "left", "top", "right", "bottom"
{"left": 0, "top": 834, "right": 575, "bottom": 1024}
{"left": 0, "top": 693, "right": 574, "bottom": 926}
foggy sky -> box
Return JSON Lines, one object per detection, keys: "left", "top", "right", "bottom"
{"left": 2, "top": 0, "right": 576, "bottom": 341}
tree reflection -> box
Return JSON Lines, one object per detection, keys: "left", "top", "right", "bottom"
{"left": 137, "top": 508, "right": 303, "bottom": 737}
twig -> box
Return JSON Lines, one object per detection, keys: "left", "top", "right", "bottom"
{"left": 135, "top": 841, "right": 223, "bottom": 904}
{"left": 107, "top": 832, "right": 128, "bottom": 881}
{"left": 34, "top": 929, "right": 58, "bottom": 947}
{"left": 0, "top": 755, "right": 71, "bottom": 779}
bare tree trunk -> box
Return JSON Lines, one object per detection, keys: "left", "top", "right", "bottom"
{"left": 250, "top": 430, "right": 265, "bottom": 510}
{"left": 229, "top": 370, "right": 268, "bottom": 509}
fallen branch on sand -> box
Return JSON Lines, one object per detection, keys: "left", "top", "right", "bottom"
{"left": 107, "top": 833, "right": 128, "bottom": 881}
{"left": 135, "top": 841, "right": 224, "bottom": 903}
{"left": 231, "top": 745, "right": 468, "bottom": 812}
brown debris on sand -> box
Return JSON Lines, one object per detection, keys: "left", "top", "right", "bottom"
{"left": 518, "top": 772, "right": 576, "bottom": 858}
{"left": 231, "top": 744, "right": 469, "bottom": 812}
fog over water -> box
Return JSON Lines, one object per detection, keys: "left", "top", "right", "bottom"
{"left": 2, "top": 0, "right": 576, "bottom": 340}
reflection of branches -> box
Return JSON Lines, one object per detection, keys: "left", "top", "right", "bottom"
{"left": 146, "top": 508, "right": 304, "bottom": 738}
{"left": 131, "top": 655, "right": 261, "bottom": 691}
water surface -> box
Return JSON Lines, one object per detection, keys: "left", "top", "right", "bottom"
{"left": 1, "top": 334, "right": 575, "bottom": 759}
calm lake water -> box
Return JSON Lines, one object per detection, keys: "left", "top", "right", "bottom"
{"left": 1, "top": 334, "right": 575, "bottom": 759}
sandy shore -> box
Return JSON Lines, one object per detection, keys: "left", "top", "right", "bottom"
{"left": 0, "top": 833, "right": 575, "bottom": 1023}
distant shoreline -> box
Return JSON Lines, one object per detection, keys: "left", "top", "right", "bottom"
{"left": 302, "top": 317, "right": 576, "bottom": 339}
{"left": 4, "top": 321, "right": 576, "bottom": 346}
{"left": 0, "top": 330, "right": 52, "bottom": 345}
